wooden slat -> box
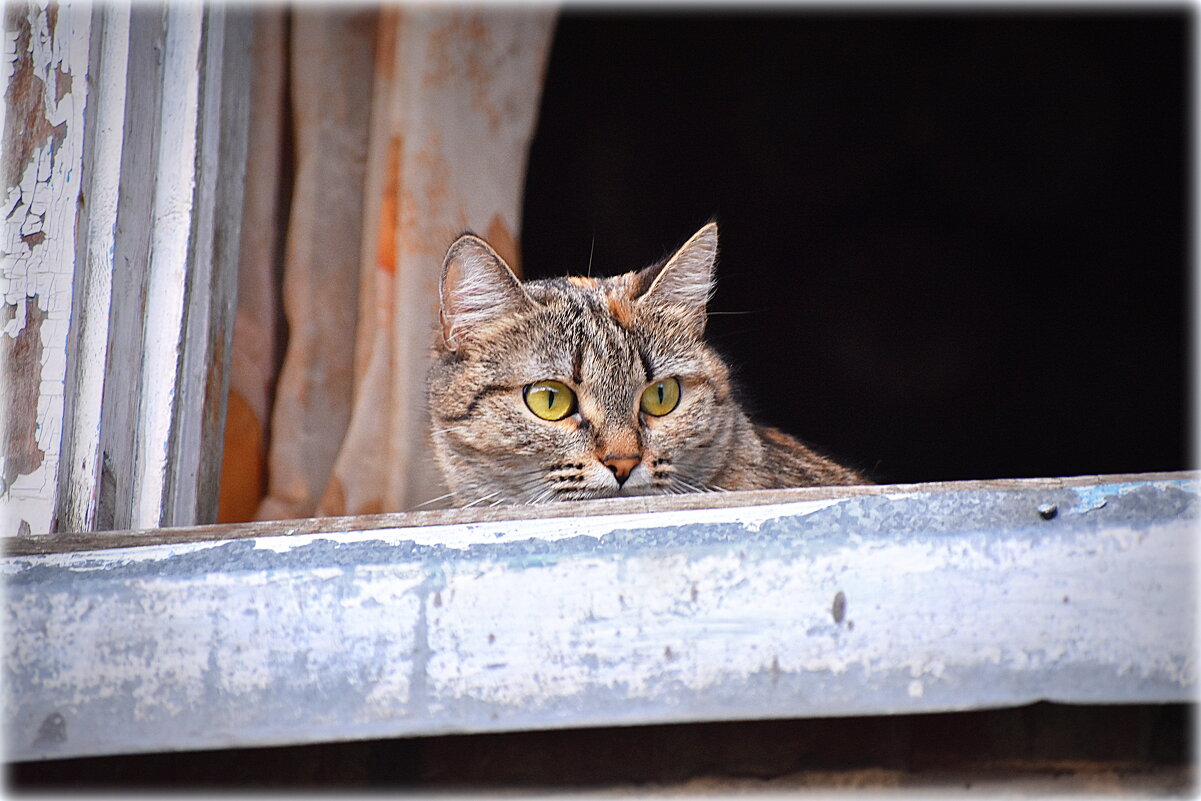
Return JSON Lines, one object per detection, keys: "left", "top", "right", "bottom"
{"left": 7, "top": 471, "right": 1194, "bottom": 557}
{"left": 55, "top": 2, "right": 130, "bottom": 534}
{"left": 4, "top": 473, "right": 1194, "bottom": 761}
{"left": 163, "top": 5, "right": 251, "bottom": 527}
{"left": 90, "top": 4, "right": 166, "bottom": 533}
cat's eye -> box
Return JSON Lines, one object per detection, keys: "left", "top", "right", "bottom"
{"left": 640, "top": 377, "right": 681, "bottom": 417}
{"left": 523, "top": 380, "right": 576, "bottom": 421}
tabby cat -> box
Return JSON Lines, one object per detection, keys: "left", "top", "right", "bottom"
{"left": 428, "top": 222, "right": 866, "bottom": 506}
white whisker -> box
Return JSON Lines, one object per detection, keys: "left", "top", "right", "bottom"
{"left": 412, "top": 490, "right": 458, "bottom": 509}
{"left": 462, "top": 490, "right": 502, "bottom": 509}
{"left": 431, "top": 425, "right": 468, "bottom": 436}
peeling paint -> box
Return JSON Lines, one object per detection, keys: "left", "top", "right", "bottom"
{"left": 4, "top": 475, "right": 1196, "bottom": 760}
{"left": 2, "top": 2, "right": 91, "bottom": 536}
{"left": 3, "top": 10, "right": 68, "bottom": 193}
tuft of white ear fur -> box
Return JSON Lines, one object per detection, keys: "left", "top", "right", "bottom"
{"left": 440, "top": 234, "right": 530, "bottom": 351}
{"left": 636, "top": 222, "right": 718, "bottom": 312}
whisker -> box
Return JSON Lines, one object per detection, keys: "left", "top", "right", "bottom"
{"left": 671, "top": 477, "right": 706, "bottom": 494}
{"left": 431, "top": 425, "right": 468, "bottom": 436}
{"left": 529, "top": 487, "right": 556, "bottom": 506}
{"left": 412, "top": 490, "right": 458, "bottom": 509}
{"left": 462, "top": 490, "right": 502, "bottom": 509}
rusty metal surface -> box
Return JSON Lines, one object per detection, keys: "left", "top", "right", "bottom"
{"left": 4, "top": 473, "right": 1196, "bottom": 761}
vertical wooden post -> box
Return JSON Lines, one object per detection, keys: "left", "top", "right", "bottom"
{"left": 55, "top": 2, "right": 130, "bottom": 534}
{"left": 163, "top": 5, "right": 251, "bottom": 527}
{"left": 89, "top": 4, "right": 166, "bottom": 533}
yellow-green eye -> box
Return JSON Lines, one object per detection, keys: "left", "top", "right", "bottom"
{"left": 523, "top": 380, "right": 576, "bottom": 421}
{"left": 640, "top": 377, "right": 681, "bottom": 416}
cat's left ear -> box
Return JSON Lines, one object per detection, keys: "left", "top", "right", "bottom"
{"left": 440, "top": 233, "right": 532, "bottom": 353}
{"left": 633, "top": 222, "right": 718, "bottom": 327}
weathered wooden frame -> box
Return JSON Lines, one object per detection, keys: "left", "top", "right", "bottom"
{"left": 5, "top": 472, "right": 1195, "bottom": 762}
{"left": 3, "top": 2, "right": 251, "bottom": 538}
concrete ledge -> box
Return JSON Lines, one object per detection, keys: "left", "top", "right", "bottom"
{"left": 4, "top": 473, "right": 1196, "bottom": 761}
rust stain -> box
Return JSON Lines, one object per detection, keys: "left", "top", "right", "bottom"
{"left": 316, "top": 475, "right": 346, "bottom": 518}
{"left": 4, "top": 10, "right": 69, "bottom": 192}
{"left": 217, "top": 390, "right": 266, "bottom": 524}
{"left": 415, "top": 135, "right": 450, "bottom": 216}
{"left": 376, "top": 136, "right": 401, "bottom": 276}
{"left": 374, "top": 7, "right": 399, "bottom": 81}
{"left": 421, "top": 12, "right": 462, "bottom": 90}
{"left": 19, "top": 230, "right": 45, "bottom": 249}
{"left": 3, "top": 297, "right": 47, "bottom": 493}
{"left": 486, "top": 215, "right": 520, "bottom": 277}
{"left": 420, "top": 12, "right": 503, "bottom": 132}
{"left": 397, "top": 135, "right": 453, "bottom": 260}
{"left": 462, "top": 15, "right": 503, "bottom": 133}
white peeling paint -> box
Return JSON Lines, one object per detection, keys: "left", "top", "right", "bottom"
{"left": 0, "top": 497, "right": 844, "bottom": 572}
{"left": 423, "top": 517, "right": 1194, "bottom": 710}
{"left": 1, "top": 2, "right": 93, "bottom": 536}
{"left": 254, "top": 498, "right": 844, "bottom": 554}
{"left": 55, "top": 2, "right": 131, "bottom": 533}
{"left": 5, "top": 476, "right": 1195, "bottom": 761}
{"left": 129, "top": 5, "right": 204, "bottom": 529}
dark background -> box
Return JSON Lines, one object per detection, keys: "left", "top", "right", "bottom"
{"left": 523, "top": 11, "right": 1191, "bottom": 484}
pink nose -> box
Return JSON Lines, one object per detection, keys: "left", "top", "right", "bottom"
{"left": 601, "top": 454, "right": 640, "bottom": 485}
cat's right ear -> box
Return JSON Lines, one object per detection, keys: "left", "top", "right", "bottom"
{"left": 440, "top": 234, "right": 531, "bottom": 353}
{"left": 632, "top": 222, "right": 718, "bottom": 336}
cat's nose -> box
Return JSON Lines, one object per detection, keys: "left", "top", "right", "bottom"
{"left": 601, "top": 454, "right": 640, "bottom": 486}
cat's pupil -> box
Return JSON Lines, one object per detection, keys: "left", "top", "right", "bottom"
{"left": 543, "top": 389, "right": 556, "bottom": 410}
{"left": 656, "top": 384, "right": 665, "bottom": 404}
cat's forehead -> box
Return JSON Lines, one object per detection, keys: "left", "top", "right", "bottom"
{"left": 516, "top": 280, "right": 639, "bottom": 367}
{"left": 498, "top": 275, "right": 696, "bottom": 382}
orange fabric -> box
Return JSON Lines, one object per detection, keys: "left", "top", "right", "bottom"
{"left": 217, "top": 390, "right": 265, "bottom": 524}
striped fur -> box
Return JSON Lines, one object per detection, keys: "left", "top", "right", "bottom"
{"left": 427, "top": 223, "right": 866, "bottom": 507}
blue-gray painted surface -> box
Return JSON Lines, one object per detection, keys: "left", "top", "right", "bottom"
{"left": 4, "top": 475, "right": 1196, "bottom": 761}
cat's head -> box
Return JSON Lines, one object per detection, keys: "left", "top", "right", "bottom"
{"left": 428, "top": 222, "right": 741, "bottom": 506}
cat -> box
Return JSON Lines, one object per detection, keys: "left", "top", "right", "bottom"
{"left": 428, "top": 222, "right": 867, "bottom": 507}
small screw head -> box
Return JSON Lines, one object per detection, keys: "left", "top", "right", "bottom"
{"left": 1037, "top": 503, "right": 1058, "bottom": 520}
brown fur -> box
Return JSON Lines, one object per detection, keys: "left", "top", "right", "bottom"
{"left": 428, "top": 223, "right": 867, "bottom": 507}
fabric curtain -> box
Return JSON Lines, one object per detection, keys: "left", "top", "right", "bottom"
{"left": 219, "top": 6, "right": 556, "bottom": 523}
